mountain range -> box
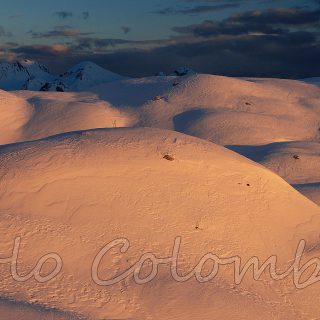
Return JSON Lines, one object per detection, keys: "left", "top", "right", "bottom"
{"left": 0, "top": 59, "right": 127, "bottom": 92}
{"left": 0, "top": 60, "right": 199, "bottom": 92}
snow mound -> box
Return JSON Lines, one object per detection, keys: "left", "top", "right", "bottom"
{"left": 1, "top": 73, "right": 320, "bottom": 147}
{"left": 294, "top": 182, "right": 320, "bottom": 206}
{"left": 92, "top": 74, "right": 320, "bottom": 145}
{"left": 229, "top": 141, "right": 320, "bottom": 205}
{"left": 1, "top": 73, "right": 320, "bottom": 209}
{"left": 229, "top": 141, "right": 320, "bottom": 185}
{"left": 0, "top": 128, "right": 320, "bottom": 319}
{"left": 0, "top": 90, "right": 32, "bottom": 144}
{"left": 2, "top": 90, "right": 136, "bottom": 144}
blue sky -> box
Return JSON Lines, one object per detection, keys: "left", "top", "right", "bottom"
{"left": 0, "top": 0, "right": 319, "bottom": 77}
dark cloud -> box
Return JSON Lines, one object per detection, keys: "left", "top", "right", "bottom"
{"left": 152, "top": 3, "right": 238, "bottom": 15}
{"left": 75, "top": 38, "right": 135, "bottom": 50}
{"left": 180, "top": 4, "right": 239, "bottom": 13}
{"left": 4, "top": 42, "right": 19, "bottom": 47}
{"left": 173, "top": 7, "right": 320, "bottom": 38}
{"left": 53, "top": 11, "right": 73, "bottom": 19}
{"left": 0, "top": 26, "right": 12, "bottom": 37}
{"left": 12, "top": 44, "right": 72, "bottom": 55}
{"left": 9, "top": 14, "right": 24, "bottom": 19}
{"left": 74, "top": 36, "right": 167, "bottom": 51}
{"left": 28, "top": 26, "right": 94, "bottom": 39}
{"left": 181, "top": 0, "right": 283, "bottom": 3}
{"left": 82, "top": 11, "right": 90, "bottom": 19}
{"left": 10, "top": 27, "right": 320, "bottom": 79}
{"left": 5, "top": 5, "right": 320, "bottom": 79}
{"left": 229, "top": 7, "right": 320, "bottom": 25}
{"left": 173, "top": 19, "right": 287, "bottom": 37}
{"left": 121, "top": 26, "right": 131, "bottom": 34}
{"left": 150, "top": 7, "right": 176, "bottom": 15}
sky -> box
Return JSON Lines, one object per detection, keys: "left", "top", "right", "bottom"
{"left": 0, "top": 0, "right": 319, "bottom": 78}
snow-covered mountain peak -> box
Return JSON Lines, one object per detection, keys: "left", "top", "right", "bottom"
{"left": 59, "top": 61, "right": 127, "bottom": 91}
{"left": 17, "top": 59, "right": 51, "bottom": 76}
{"left": 0, "top": 60, "right": 127, "bottom": 92}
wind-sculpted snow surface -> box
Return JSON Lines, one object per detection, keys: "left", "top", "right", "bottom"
{"left": 2, "top": 73, "right": 320, "bottom": 205}
{"left": 1, "top": 73, "right": 320, "bottom": 319}
{"left": 1, "top": 128, "right": 320, "bottom": 319}
{"left": 74, "top": 75, "right": 320, "bottom": 205}
{"left": 0, "top": 89, "right": 137, "bottom": 144}
{"left": 2, "top": 74, "right": 320, "bottom": 145}
{"left": 230, "top": 141, "right": 320, "bottom": 205}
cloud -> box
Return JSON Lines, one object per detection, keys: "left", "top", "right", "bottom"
{"left": 228, "top": 7, "right": 320, "bottom": 25}
{"left": 5, "top": 6, "right": 320, "bottom": 79}
{"left": 0, "top": 26, "right": 12, "bottom": 37}
{"left": 180, "top": 4, "right": 239, "bottom": 13}
{"left": 4, "top": 42, "right": 19, "bottom": 47}
{"left": 180, "top": 0, "right": 282, "bottom": 3}
{"left": 0, "top": 50, "right": 17, "bottom": 62}
{"left": 82, "top": 11, "right": 90, "bottom": 19}
{"left": 28, "top": 26, "right": 94, "bottom": 39}
{"left": 152, "top": 3, "right": 238, "bottom": 15}
{"left": 12, "top": 44, "right": 73, "bottom": 60}
{"left": 0, "top": 26, "right": 5, "bottom": 36}
{"left": 9, "top": 14, "right": 24, "bottom": 19}
{"left": 10, "top": 26, "right": 320, "bottom": 79}
{"left": 173, "top": 20, "right": 287, "bottom": 37}
{"left": 74, "top": 36, "right": 168, "bottom": 51}
{"left": 75, "top": 38, "right": 135, "bottom": 50}
{"left": 0, "top": 41, "right": 18, "bottom": 61}
{"left": 121, "top": 26, "right": 131, "bottom": 34}
{"left": 54, "top": 11, "right": 73, "bottom": 19}
{"left": 172, "top": 7, "right": 320, "bottom": 37}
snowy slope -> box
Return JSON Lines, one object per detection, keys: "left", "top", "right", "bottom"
{"left": 1, "top": 128, "right": 320, "bottom": 319}
{"left": 302, "top": 77, "right": 320, "bottom": 85}
{"left": 0, "top": 89, "right": 136, "bottom": 144}
{"left": 0, "top": 89, "right": 32, "bottom": 144}
{"left": 0, "top": 59, "right": 53, "bottom": 90}
{"left": 58, "top": 61, "right": 127, "bottom": 91}
{"left": 4, "top": 74, "right": 319, "bottom": 145}
{"left": 1, "top": 74, "right": 320, "bottom": 208}
{"left": 229, "top": 141, "right": 320, "bottom": 204}
{"left": 1, "top": 73, "right": 320, "bottom": 318}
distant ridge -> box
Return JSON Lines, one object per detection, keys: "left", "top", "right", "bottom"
{"left": 0, "top": 59, "right": 127, "bottom": 92}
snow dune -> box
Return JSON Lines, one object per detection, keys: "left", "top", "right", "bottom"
{"left": 1, "top": 72, "right": 320, "bottom": 319}
{"left": 2, "top": 72, "right": 320, "bottom": 201}
{"left": 230, "top": 141, "right": 320, "bottom": 204}
{"left": 2, "top": 74, "right": 320, "bottom": 145}
{"left": 0, "top": 90, "right": 136, "bottom": 144}
{"left": 1, "top": 128, "right": 320, "bottom": 319}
